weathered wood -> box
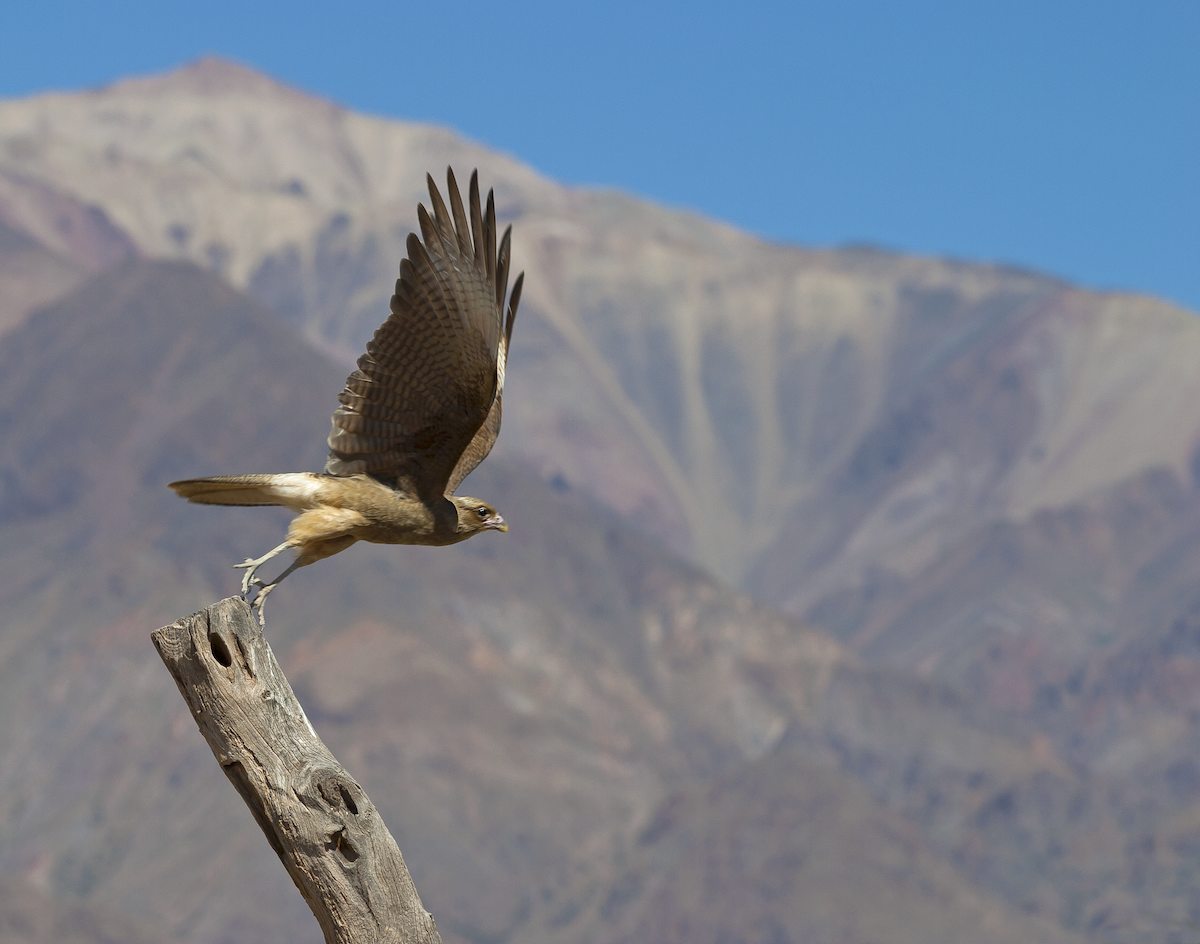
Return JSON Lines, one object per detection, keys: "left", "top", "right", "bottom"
{"left": 152, "top": 597, "right": 441, "bottom": 944}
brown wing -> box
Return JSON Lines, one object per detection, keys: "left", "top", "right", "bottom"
{"left": 445, "top": 270, "right": 522, "bottom": 495}
{"left": 325, "top": 168, "right": 522, "bottom": 500}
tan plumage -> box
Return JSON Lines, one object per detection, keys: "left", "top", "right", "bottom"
{"left": 169, "top": 168, "right": 522, "bottom": 623}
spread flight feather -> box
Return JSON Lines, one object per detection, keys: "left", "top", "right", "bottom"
{"left": 169, "top": 168, "right": 522, "bottom": 623}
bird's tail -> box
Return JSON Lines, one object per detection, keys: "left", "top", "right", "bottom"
{"left": 168, "top": 474, "right": 316, "bottom": 508}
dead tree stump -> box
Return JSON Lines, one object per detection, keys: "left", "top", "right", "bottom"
{"left": 152, "top": 597, "right": 441, "bottom": 944}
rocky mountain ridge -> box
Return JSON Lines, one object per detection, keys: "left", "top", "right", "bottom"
{"left": 4, "top": 59, "right": 1198, "bottom": 596}
{"left": 0, "top": 259, "right": 1085, "bottom": 944}
{"left": 0, "top": 59, "right": 1199, "bottom": 944}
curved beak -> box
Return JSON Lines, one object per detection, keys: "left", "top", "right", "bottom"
{"left": 487, "top": 514, "right": 508, "bottom": 533}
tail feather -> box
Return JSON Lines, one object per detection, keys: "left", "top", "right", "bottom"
{"left": 169, "top": 474, "right": 287, "bottom": 507}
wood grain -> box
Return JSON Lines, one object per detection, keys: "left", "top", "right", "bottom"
{"left": 152, "top": 597, "right": 441, "bottom": 944}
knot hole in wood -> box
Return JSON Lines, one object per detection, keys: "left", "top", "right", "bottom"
{"left": 209, "top": 630, "right": 234, "bottom": 667}
{"left": 317, "top": 772, "right": 364, "bottom": 817}
{"left": 330, "top": 828, "right": 361, "bottom": 863}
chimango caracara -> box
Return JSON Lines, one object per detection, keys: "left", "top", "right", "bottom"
{"left": 170, "top": 168, "right": 523, "bottom": 623}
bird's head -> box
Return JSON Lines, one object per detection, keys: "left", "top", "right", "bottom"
{"left": 452, "top": 497, "right": 508, "bottom": 535}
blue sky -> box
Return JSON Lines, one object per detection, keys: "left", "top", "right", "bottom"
{"left": 3, "top": 1, "right": 1197, "bottom": 312}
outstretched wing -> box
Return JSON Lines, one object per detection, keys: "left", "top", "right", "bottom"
{"left": 325, "top": 168, "right": 522, "bottom": 500}
{"left": 445, "top": 269, "right": 522, "bottom": 495}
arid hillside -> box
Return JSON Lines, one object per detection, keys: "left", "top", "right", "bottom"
{"left": 4, "top": 60, "right": 1197, "bottom": 598}
{"left": 0, "top": 260, "right": 1086, "bottom": 944}
{"left": 0, "top": 60, "right": 1199, "bottom": 944}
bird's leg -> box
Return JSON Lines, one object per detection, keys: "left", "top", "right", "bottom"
{"left": 234, "top": 541, "right": 293, "bottom": 596}
{"left": 248, "top": 559, "right": 302, "bottom": 627}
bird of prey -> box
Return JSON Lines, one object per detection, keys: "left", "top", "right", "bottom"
{"left": 169, "top": 168, "right": 523, "bottom": 623}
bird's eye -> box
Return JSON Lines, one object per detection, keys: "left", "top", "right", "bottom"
{"left": 476, "top": 506, "right": 490, "bottom": 519}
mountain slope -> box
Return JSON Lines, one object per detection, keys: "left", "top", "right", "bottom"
{"left": 0, "top": 260, "right": 1090, "bottom": 944}
{"left": 2, "top": 61, "right": 1200, "bottom": 943}
{"left": 0, "top": 874, "right": 180, "bottom": 944}
{"left": 0, "top": 216, "right": 86, "bottom": 340}
{"left": 570, "top": 748, "right": 1080, "bottom": 944}
{"left": 3, "top": 59, "right": 1197, "bottom": 598}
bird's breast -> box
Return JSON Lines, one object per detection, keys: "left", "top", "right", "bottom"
{"left": 355, "top": 493, "right": 461, "bottom": 546}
